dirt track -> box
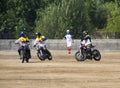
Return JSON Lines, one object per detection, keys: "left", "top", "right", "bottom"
{"left": 0, "top": 50, "right": 120, "bottom": 88}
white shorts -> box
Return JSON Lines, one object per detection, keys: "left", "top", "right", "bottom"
{"left": 67, "top": 41, "right": 72, "bottom": 47}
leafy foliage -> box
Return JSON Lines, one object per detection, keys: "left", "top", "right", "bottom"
{"left": 0, "top": 0, "right": 120, "bottom": 39}
{"left": 36, "top": 0, "right": 92, "bottom": 38}
{"left": 105, "top": 1, "right": 120, "bottom": 32}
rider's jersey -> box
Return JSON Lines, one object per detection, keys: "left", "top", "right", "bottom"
{"left": 15, "top": 36, "right": 29, "bottom": 46}
{"left": 33, "top": 35, "right": 47, "bottom": 47}
{"left": 36, "top": 36, "right": 46, "bottom": 41}
{"left": 19, "top": 37, "right": 29, "bottom": 43}
{"left": 81, "top": 34, "right": 92, "bottom": 46}
{"left": 84, "top": 35, "right": 91, "bottom": 42}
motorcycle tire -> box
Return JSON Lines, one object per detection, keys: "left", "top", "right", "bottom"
{"left": 44, "top": 49, "right": 52, "bottom": 60}
{"left": 37, "top": 53, "right": 45, "bottom": 61}
{"left": 25, "top": 51, "right": 30, "bottom": 63}
{"left": 26, "top": 58, "right": 29, "bottom": 63}
{"left": 20, "top": 50, "right": 25, "bottom": 63}
{"left": 48, "top": 54, "right": 52, "bottom": 60}
{"left": 92, "top": 49, "right": 101, "bottom": 61}
{"left": 75, "top": 51, "right": 86, "bottom": 61}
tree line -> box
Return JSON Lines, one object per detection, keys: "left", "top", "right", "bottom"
{"left": 0, "top": 0, "right": 120, "bottom": 39}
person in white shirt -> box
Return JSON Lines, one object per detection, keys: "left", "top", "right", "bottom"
{"left": 64, "top": 30, "right": 74, "bottom": 54}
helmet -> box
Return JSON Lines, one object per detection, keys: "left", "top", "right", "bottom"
{"left": 36, "top": 32, "right": 41, "bottom": 36}
{"left": 20, "top": 31, "right": 26, "bottom": 36}
{"left": 82, "top": 31, "right": 88, "bottom": 35}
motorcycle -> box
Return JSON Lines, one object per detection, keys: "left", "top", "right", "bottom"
{"left": 75, "top": 44, "right": 101, "bottom": 61}
{"left": 20, "top": 45, "right": 30, "bottom": 63}
{"left": 15, "top": 41, "right": 31, "bottom": 63}
{"left": 36, "top": 44, "right": 52, "bottom": 61}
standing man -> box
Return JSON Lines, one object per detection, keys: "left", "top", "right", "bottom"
{"left": 64, "top": 30, "right": 74, "bottom": 54}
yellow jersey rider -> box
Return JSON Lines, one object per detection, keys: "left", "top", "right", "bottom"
{"left": 33, "top": 32, "right": 52, "bottom": 60}
{"left": 33, "top": 32, "right": 47, "bottom": 48}
{"left": 15, "top": 31, "right": 31, "bottom": 59}
{"left": 33, "top": 32, "right": 47, "bottom": 55}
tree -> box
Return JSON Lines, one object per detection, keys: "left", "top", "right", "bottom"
{"left": 1, "top": 0, "right": 120, "bottom": 39}
{"left": 35, "top": 0, "right": 92, "bottom": 39}
{"left": 105, "top": 1, "right": 120, "bottom": 32}
{"left": 0, "top": 0, "right": 42, "bottom": 38}
{"left": 0, "top": 0, "right": 18, "bottom": 38}
{"left": 88, "top": 0, "right": 108, "bottom": 29}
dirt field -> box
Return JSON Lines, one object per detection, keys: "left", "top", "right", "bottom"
{"left": 0, "top": 50, "right": 120, "bottom": 88}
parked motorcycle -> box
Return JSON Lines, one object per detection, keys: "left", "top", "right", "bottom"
{"left": 75, "top": 44, "right": 101, "bottom": 61}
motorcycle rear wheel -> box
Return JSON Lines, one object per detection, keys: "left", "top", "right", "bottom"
{"left": 92, "top": 49, "right": 101, "bottom": 61}
{"left": 48, "top": 54, "right": 52, "bottom": 60}
{"left": 46, "top": 50, "right": 52, "bottom": 60}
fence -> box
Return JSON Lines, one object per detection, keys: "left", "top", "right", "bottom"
{"left": 0, "top": 39, "right": 120, "bottom": 51}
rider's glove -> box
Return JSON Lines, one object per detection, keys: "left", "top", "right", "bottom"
{"left": 39, "top": 40, "right": 42, "bottom": 43}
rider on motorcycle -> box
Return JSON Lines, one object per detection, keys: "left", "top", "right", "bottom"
{"left": 15, "top": 31, "right": 31, "bottom": 59}
{"left": 33, "top": 32, "right": 47, "bottom": 57}
{"left": 81, "top": 31, "right": 92, "bottom": 45}
{"left": 81, "top": 30, "right": 92, "bottom": 54}
{"left": 75, "top": 31, "right": 101, "bottom": 61}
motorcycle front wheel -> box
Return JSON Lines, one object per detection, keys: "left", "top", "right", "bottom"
{"left": 37, "top": 53, "right": 45, "bottom": 61}
{"left": 20, "top": 50, "right": 25, "bottom": 63}
{"left": 75, "top": 51, "right": 86, "bottom": 61}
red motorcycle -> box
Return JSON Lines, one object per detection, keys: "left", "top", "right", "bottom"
{"left": 75, "top": 44, "right": 101, "bottom": 61}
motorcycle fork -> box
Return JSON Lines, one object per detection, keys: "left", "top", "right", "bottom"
{"left": 80, "top": 48, "right": 85, "bottom": 54}
{"left": 38, "top": 48, "right": 43, "bottom": 56}
{"left": 40, "top": 50, "right": 43, "bottom": 55}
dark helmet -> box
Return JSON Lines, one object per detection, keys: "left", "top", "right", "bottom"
{"left": 20, "top": 31, "right": 26, "bottom": 36}
{"left": 82, "top": 30, "right": 88, "bottom": 35}
{"left": 36, "top": 32, "right": 41, "bottom": 36}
